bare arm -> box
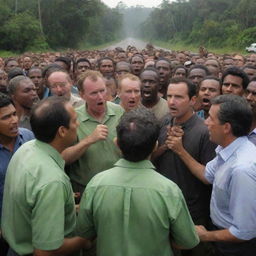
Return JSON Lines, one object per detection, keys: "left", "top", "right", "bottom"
{"left": 196, "top": 225, "right": 245, "bottom": 243}
{"left": 62, "top": 124, "right": 108, "bottom": 164}
{"left": 33, "top": 237, "right": 92, "bottom": 256}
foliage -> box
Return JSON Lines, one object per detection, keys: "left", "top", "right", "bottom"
{"left": 0, "top": 0, "right": 122, "bottom": 52}
{"left": 140, "top": 0, "right": 256, "bottom": 49}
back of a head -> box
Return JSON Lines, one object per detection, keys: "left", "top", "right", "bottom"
{"left": 116, "top": 107, "right": 160, "bottom": 162}
{"left": 0, "top": 92, "right": 13, "bottom": 108}
{"left": 8, "top": 67, "right": 25, "bottom": 81}
{"left": 30, "top": 96, "right": 70, "bottom": 143}
{"left": 211, "top": 94, "right": 252, "bottom": 137}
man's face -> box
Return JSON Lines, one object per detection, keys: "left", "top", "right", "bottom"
{"left": 222, "top": 59, "right": 234, "bottom": 70}
{"left": 205, "top": 59, "right": 220, "bottom": 77}
{"left": 167, "top": 82, "right": 195, "bottom": 122}
{"left": 23, "top": 57, "right": 32, "bottom": 70}
{"left": 12, "top": 79, "right": 39, "bottom": 109}
{"left": 222, "top": 75, "right": 244, "bottom": 96}
{"left": 243, "top": 67, "right": 256, "bottom": 81}
{"left": 0, "top": 104, "right": 19, "bottom": 139}
{"left": 177, "top": 53, "right": 186, "bottom": 64}
{"left": 5, "top": 60, "right": 19, "bottom": 73}
{"left": 63, "top": 103, "right": 79, "bottom": 147}
{"left": 131, "top": 56, "right": 144, "bottom": 76}
{"left": 76, "top": 61, "right": 91, "bottom": 77}
{"left": 198, "top": 79, "right": 221, "bottom": 111}
{"left": 173, "top": 68, "right": 186, "bottom": 78}
{"left": 140, "top": 70, "right": 159, "bottom": 103}
{"left": 48, "top": 72, "right": 72, "bottom": 98}
{"left": 155, "top": 60, "right": 171, "bottom": 86}
{"left": 28, "top": 69, "right": 43, "bottom": 95}
{"left": 205, "top": 104, "right": 225, "bottom": 145}
{"left": 0, "top": 71, "right": 8, "bottom": 93}
{"left": 246, "top": 54, "right": 256, "bottom": 67}
{"left": 119, "top": 78, "right": 141, "bottom": 112}
{"left": 233, "top": 55, "right": 244, "bottom": 67}
{"left": 245, "top": 81, "right": 256, "bottom": 111}
{"left": 99, "top": 59, "right": 114, "bottom": 77}
{"left": 80, "top": 77, "right": 107, "bottom": 115}
{"left": 188, "top": 68, "right": 206, "bottom": 86}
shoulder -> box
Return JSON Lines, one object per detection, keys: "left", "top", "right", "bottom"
{"left": 18, "top": 127, "right": 35, "bottom": 141}
{"left": 107, "top": 101, "right": 124, "bottom": 115}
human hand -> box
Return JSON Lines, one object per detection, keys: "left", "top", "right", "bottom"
{"left": 89, "top": 124, "right": 108, "bottom": 143}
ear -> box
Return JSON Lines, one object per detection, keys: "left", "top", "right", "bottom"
{"left": 223, "top": 122, "right": 232, "bottom": 135}
{"left": 152, "top": 141, "right": 158, "bottom": 152}
{"left": 190, "top": 95, "right": 197, "bottom": 106}
{"left": 58, "top": 126, "right": 66, "bottom": 138}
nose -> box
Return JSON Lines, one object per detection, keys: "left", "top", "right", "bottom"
{"left": 226, "top": 85, "right": 233, "bottom": 92}
{"left": 11, "top": 114, "right": 18, "bottom": 124}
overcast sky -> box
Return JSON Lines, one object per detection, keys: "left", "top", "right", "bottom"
{"left": 101, "top": 0, "right": 164, "bottom": 8}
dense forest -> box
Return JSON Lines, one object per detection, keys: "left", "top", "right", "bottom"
{"left": 0, "top": 0, "right": 122, "bottom": 52}
{"left": 0, "top": 0, "right": 256, "bottom": 53}
{"left": 140, "top": 0, "right": 256, "bottom": 49}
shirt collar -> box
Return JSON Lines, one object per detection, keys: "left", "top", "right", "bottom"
{"left": 114, "top": 158, "right": 156, "bottom": 170}
{"left": 249, "top": 127, "right": 256, "bottom": 136}
{"left": 171, "top": 113, "right": 197, "bottom": 130}
{"left": 0, "top": 129, "right": 24, "bottom": 151}
{"left": 34, "top": 140, "right": 65, "bottom": 170}
{"left": 79, "top": 101, "right": 117, "bottom": 123}
{"left": 215, "top": 136, "right": 247, "bottom": 161}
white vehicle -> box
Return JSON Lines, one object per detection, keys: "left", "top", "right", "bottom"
{"left": 246, "top": 43, "right": 256, "bottom": 53}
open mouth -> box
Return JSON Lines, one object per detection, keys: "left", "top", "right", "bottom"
{"left": 97, "top": 102, "right": 104, "bottom": 106}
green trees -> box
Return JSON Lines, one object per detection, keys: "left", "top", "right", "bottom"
{"left": 0, "top": 0, "right": 122, "bottom": 52}
{"left": 140, "top": 0, "right": 256, "bottom": 49}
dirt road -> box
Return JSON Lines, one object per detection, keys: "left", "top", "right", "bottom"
{"left": 103, "top": 37, "right": 171, "bottom": 52}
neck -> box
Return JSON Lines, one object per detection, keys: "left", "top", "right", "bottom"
{"left": 175, "top": 110, "right": 194, "bottom": 125}
{"left": 0, "top": 135, "right": 16, "bottom": 152}
{"left": 220, "top": 135, "right": 237, "bottom": 148}
{"left": 142, "top": 96, "right": 159, "bottom": 108}
{"left": 15, "top": 103, "right": 30, "bottom": 117}
{"left": 87, "top": 106, "right": 106, "bottom": 122}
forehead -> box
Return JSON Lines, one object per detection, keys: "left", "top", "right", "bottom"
{"left": 18, "top": 79, "right": 35, "bottom": 88}
{"left": 48, "top": 72, "right": 69, "bottom": 82}
{"left": 131, "top": 56, "right": 143, "bottom": 63}
{"left": 223, "top": 74, "right": 243, "bottom": 85}
{"left": 205, "top": 59, "right": 219, "bottom": 66}
{"left": 209, "top": 104, "right": 220, "bottom": 116}
{"left": 156, "top": 60, "right": 170, "bottom": 68}
{"left": 247, "top": 81, "right": 256, "bottom": 91}
{"left": 29, "top": 69, "right": 42, "bottom": 76}
{"left": 120, "top": 78, "right": 140, "bottom": 89}
{"left": 77, "top": 61, "right": 90, "bottom": 66}
{"left": 175, "top": 68, "right": 185, "bottom": 73}
{"left": 7, "top": 60, "right": 18, "bottom": 66}
{"left": 168, "top": 82, "right": 189, "bottom": 95}
{"left": 101, "top": 59, "right": 113, "bottom": 66}
{"left": 200, "top": 79, "right": 220, "bottom": 89}
{"left": 140, "top": 70, "right": 158, "bottom": 80}
{"left": 83, "top": 77, "right": 105, "bottom": 91}
{"left": 24, "top": 57, "right": 31, "bottom": 61}
{"left": 189, "top": 68, "right": 206, "bottom": 76}
{"left": 116, "top": 64, "right": 130, "bottom": 71}
{"left": 0, "top": 104, "right": 15, "bottom": 117}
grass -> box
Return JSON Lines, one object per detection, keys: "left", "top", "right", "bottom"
{"left": 152, "top": 40, "right": 247, "bottom": 55}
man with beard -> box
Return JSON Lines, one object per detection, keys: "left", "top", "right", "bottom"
{"left": 8, "top": 76, "right": 39, "bottom": 130}
{"left": 197, "top": 77, "right": 221, "bottom": 119}
{"left": 140, "top": 68, "right": 169, "bottom": 120}
{"left": 245, "top": 77, "right": 256, "bottom": 145}
{"left": 155, "top": 58, "right": 172, "bottom": 99}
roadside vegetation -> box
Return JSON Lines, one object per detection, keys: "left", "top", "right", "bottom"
{"left": 140, "top": 0, "right": 256, "bottom": 54}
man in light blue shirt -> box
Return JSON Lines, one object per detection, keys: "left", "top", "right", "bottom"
{"left": 177, "top": 95, "right": 256, "bottom": 255}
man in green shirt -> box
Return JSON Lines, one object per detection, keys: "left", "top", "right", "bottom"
{"left": 62, "top": 71, "right": 124, "bottom": 194}
{"left": 77, "top": 107, "right": 199, "bottom": 256}
{"left": 2, "top": 97, "right": 91, "bottom": 256}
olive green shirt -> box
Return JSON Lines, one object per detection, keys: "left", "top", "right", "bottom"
{"left": 69, "top": 101, "right": 124, "bottom": 187}
{"left": 1, "top": 140, "right": 76, "bottom": 255}
{"left": 77, "top": 159, "right": 199, "bottom": 256}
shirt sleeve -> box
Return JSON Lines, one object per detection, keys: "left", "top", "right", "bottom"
{"left": 205, "top": 157, "right": 218, "bottom": 184}
{"left": 169, "top": 189, "right": 200, "bottom": 249}
{"left": 228, "top": 164, "right": 256, "bottom": 240}
{"left": 76, "top": 187, "right": 97, "bottom": 239}
{"left": 31, "top": 181, "right": 68, "bottom": 250}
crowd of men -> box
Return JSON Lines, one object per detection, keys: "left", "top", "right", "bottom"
{"left": 0, "top": 45, "right": 256, "bottom": 256}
